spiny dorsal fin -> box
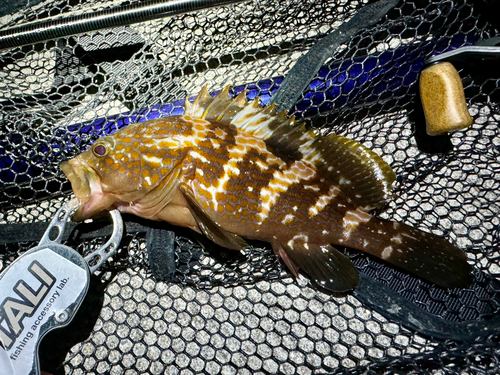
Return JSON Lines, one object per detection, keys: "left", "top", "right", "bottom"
{"left": 184, "top": 86, "right": 395, "bottom": 210}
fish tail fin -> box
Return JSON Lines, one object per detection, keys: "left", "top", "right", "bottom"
{"left": 338, "top": 216, "right": 473, "bottom": 288}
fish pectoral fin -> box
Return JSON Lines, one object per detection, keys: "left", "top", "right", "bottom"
{"left": 138, "top": 163, "right": 183, "bottom": 210}
{"left": 179, "top": 183, "right": 248, "bottom": 251}
{"left": 275, "top": 240, "right": 359, "bottom": 292}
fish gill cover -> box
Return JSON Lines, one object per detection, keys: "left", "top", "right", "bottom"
{"left": 1, "top": 0, "right": 500, "bottom": 374}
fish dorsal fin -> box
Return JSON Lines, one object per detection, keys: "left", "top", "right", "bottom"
{"left": 185, "top": 86, "right": 396, "bottom": 210}
{"left": 301, "top": 134, "right": 396, "bottom": 210}
{"left": 185, "top": 85, "right": 295, "bottom": 140}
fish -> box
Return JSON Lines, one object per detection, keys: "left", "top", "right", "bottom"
{"left": 60, "top": 86, "right": 473, "bottom": 292}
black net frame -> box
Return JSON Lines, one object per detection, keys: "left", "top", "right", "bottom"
{"left": 1, "top": 0, "right": 500, "bottom": 374}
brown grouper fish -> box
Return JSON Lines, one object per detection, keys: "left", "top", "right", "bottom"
{"left": 60, "top": 86, "right": 473, "bottom": 292}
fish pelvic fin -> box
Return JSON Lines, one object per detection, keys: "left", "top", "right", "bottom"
{"left": 184, "top": 85, "right": 395, "bottom": 210}
{"left": 273, "top": 238, "right": 359, "bottom": 293}
{"left": 335, "top": 215, "right": 473, "bottom": 288}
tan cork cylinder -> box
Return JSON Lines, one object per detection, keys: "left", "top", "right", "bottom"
{"left": 419, "top": 62, "right": 473, "bottom": 136}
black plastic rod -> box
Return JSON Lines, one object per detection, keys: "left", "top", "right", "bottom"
{"left": 0, "top": 0, "right": 245, "bottom": 50}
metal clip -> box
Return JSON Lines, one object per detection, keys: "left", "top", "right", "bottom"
{"left": 84, "top": 209, "right": 123, "bottom": 273}
{"left": 37, "top": 201, "right": 123, "bottom": 274}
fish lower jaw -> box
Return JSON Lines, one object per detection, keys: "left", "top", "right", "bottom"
{"left": 72, "top": 182, "right": 116, "bottom": 221}
{"left": 72, "top": 195, "right": 111, "bottom": 221}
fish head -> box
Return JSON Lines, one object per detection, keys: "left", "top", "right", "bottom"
{"left": 60, "top": 135, "right": 145, "bottom": 221}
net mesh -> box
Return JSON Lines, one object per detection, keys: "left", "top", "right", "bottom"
{"left": 1, "top": 0, "right": 500, "bottom": 373}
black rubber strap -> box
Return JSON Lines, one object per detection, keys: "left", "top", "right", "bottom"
{"left": 0, "top": 216, "right": 149, "bottom": 246}
{"left": 269, "top": 0, "right": 398, "bottom": 112}
{"left": 355, "top": 274, "right": 500, "bottom": 341}
{"left": 146, "top": 227, "right": 176, "bottom": 280}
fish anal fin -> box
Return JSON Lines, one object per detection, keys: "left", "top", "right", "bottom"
{"left": 274, "top": 239, "right": 359, "bottom": 292}
{"left": 179, "top": 183, "right": 248, "bottom": 251}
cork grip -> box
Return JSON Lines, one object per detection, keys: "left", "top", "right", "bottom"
{"left": 419, "top": 62, "right": 473, "bottom": 136}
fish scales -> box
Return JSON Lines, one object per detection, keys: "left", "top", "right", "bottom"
{"left": 60, "top": 86, "right": 473, "bottom": 292}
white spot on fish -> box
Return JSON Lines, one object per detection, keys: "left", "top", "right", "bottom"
{"left": 190, "top": 150, "right": 210, "bottom": 164}
{"left": 391, "top": 234, "right": 403, "bottom": 244}
{"left": 293, "top": 234, "right": 309, "bottom": 242}
{"left": 293, "top": 206, "right": 298, "bottom": 211}
{"left": 402, "top": 232, "right": 418, "bottom": 241}
{"left": 322, "top": 229, "right": 329, "bottom": 235}
{"left": 381, "top": 246, "right": 393, "bottom": 260}
{"left": 248, "top": 186, "right": 253, "bottom": 192}
{"left": 304, "top": 185, "right": 320, "bottom": 191}
{"left": 339, "top": 177, "right": 351, "bottom": 185}
{"left": 308, "top": 185, "right": 340, "bottom": 217}
{"left": 255, "top": 160, "right": 268, "bottom": 170}
{"left": 143, "top": 155, "right": 163, "bottom": 165}
{"left": 342, "top": 208, "right": 372, "bottom": 239}
{"left": 282, "top": 214, "right": 295, "bottom": 224}
{"left": 308, "top": 206, "right": 318, "bottom": 216}
{"left": 287, "top": 233, "right": 309, "bottom": 249}
{"left": 210, "top": 137, "right": 221, "bottom": 149}
{"left": 363, "top": 239, "right": 370, "bottom": 248}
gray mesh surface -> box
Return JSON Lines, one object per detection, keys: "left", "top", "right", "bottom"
{"left": 1, "top": 0, "right": 500, "bottom": 374}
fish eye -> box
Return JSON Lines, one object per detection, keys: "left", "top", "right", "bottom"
{"left": 92, "top": 143, "right": 108, "bottom": 157}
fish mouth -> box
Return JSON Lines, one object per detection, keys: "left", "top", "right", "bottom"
{"left": 60, "top": 159, "right": 113, "bottom": 221}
